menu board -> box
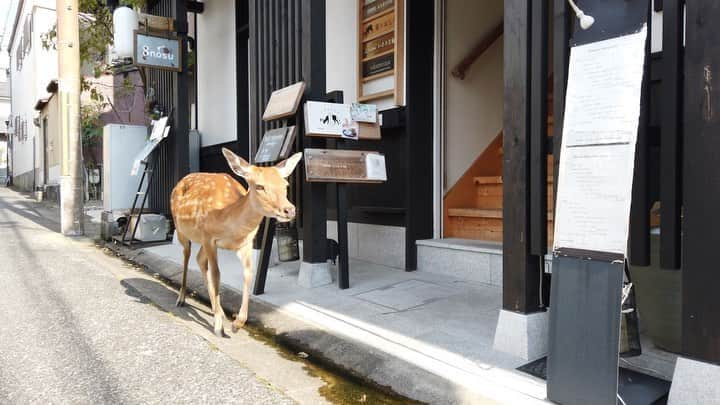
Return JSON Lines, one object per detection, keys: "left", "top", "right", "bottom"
{"left": 358, "top": 0, "right": 403, "bottom": 104}
{"left": 553, "top": 27, "right": 647, "bottom": 257}
{"left": 255, "top": 127, "right": 297, "bottom": 164}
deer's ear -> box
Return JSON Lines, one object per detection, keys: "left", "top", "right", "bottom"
{"left": 222, "top": 147, "right": 252, "bottom": 178}
{"left": 275, "top": 152, "right": 303, "bottom": 178}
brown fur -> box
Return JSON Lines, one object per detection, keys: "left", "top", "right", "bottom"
{"left": 170, "top": 148, "right": 302, "bottom": 336}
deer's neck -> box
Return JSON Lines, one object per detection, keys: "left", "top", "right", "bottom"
{"left": 226, "top": 192, "right": 266, "bottom": 236}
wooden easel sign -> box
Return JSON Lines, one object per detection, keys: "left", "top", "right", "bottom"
{"left": 304, "top": 148, "right": 387, "bottom": 183}
{"left": 262, "top": 82, "right": 306, "bottom": 121}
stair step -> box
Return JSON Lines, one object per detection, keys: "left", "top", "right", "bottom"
{"left": 448, "top": 208, "right": 503, "bottom": 218}
{"left": 474, "top": 176, "right": 503, "bottom": 185}
{"left": 448, "top": 208, "right": 554, "bottom": 221}
{"left": 473, "top": 176, "right": 554, "bottom": 185}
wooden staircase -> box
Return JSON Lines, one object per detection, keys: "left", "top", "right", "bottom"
{"left": 444, "top": 157, "right": 555, "bottom": 243}
{"left": 443, "top": 91, "right": 555, "bottom": 244}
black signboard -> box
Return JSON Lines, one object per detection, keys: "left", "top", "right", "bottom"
{"left": 362, "top": 53, "right": 394, "bottom": 78}
{"left": 255, "top": 126, "right": 296, "bottom": 164}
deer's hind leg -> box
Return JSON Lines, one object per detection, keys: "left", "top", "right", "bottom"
{"left": 176, "top": 233, "right": 191, "bottom": 307}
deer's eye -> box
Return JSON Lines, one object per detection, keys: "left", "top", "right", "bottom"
{"left": 255, "top": 185, "right": 265, "bottom": 192}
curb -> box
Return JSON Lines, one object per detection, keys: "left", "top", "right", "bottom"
{"left": 105, "top": 242, "right": 484, "bottom": 404}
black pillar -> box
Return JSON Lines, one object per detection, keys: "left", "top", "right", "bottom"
{"left": 172, "top": 0, "right": 190, "bottom": 182}
{"left": 404, "top": 0, "right": 435, "bottom": 271}
{"left": 683, "top": 0, "right": 720, "bottom": 365}
{"left": 502, "top": 0, "right": 543, "bottom": 314}
{"left": 300, "top": 0, "right": 327, "bottom": 264}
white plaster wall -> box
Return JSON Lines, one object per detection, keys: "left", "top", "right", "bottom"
{"left": 326, "top": 0, "right": 358, "bottom": 104}
{"left": 196, "top": 0, "right": 237, "bottom": 147}
{"left": 10, "top": 2, "right": 57, "bottom": 178}
{"left": 444, "top": 0, "right": 504, "bottom": 190}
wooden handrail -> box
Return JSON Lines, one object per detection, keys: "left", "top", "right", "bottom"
{"left": 451, "top": 22, "right": 504, "bottom": 80}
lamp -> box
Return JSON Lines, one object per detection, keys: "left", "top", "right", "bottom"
{"left": 567, "top": 0, "right": 595, "bottom": 30}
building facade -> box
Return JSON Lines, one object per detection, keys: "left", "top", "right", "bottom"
{"left": 7, "top": 0, "right": 57, "bottom": 191}
{"left": 122, "top": 0, "right": 720, "bottom": 401}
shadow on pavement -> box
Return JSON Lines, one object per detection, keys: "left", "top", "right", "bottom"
{"left": 120, "top": 277, "right": 219, "bottom": 337}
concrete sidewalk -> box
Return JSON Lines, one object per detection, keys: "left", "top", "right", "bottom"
{"left": 130, "top": 236, "right": 550, "bottom": 404}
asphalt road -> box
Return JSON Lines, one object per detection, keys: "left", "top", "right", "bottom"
{"left": 0, "top": 187, "right": 297, "bottom": 404}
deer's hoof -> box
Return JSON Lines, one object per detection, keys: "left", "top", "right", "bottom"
{"left": 214, "top": 328, "right": 226, "bottom": 338}
{"left": 175, "top": 296, "right": 186, "bottom": 307}
{"left": 231, "top": 319, "right": 246, "bottom": 333}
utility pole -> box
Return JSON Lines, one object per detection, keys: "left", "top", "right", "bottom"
{"left": 57, "top": 0, "right": 84, "bottom": 235}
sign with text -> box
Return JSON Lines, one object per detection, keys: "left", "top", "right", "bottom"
{"left": 134, "top": 31, "right": 181, "bottom": 72}
{"left": 553, "top": 27, "right": 648, "bottom": 257}
{"left": 304, "top": 149, "right": 387, "bottom": 183}
{"left": 362, "top": 0, "right": 394, "bottom": 20}
{"left": 358, "top": 0, "right": 403, "bottom": 104}
{"left": 361, "top": 12, "right": 394, "bottom": 41}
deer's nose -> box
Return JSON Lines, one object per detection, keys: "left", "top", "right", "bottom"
{"left": 283, "top": 206, "right": 296, "bottom": 218}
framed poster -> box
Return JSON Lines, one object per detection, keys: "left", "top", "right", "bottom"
{"left": 134, "top": 31, "right": 182, "bottom": 72}
{"left": 357, "top": 0, "right": 404, "bottom": 105}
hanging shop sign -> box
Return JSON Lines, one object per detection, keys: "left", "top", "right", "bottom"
{"left": 357, "top": 0, "right": 404, "bottom": 104}
{"left": 137, "top": 12, "right": 174, "bottom": 32}
{"left": 134, "top": 31, "right": 182, "bottom": 72}
{"left": 304, "top": 149, "right": 387, "bottom": 183}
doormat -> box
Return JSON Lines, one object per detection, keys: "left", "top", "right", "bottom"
{"left": 517, "top": 357, "right": 671, "bottom": 404}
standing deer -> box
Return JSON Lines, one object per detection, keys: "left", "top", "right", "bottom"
{"left": 170, "top": 148, "right": 302, "bottom": 337}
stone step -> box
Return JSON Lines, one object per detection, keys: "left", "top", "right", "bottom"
{"left": 417, "top": 238, "right": 554, "bottom": 288}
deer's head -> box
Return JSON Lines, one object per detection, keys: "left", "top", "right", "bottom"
{"left": 222, "top": 148, "right": 302, "bottom": 222}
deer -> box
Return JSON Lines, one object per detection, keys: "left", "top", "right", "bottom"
{"left": 170, "top": 148, "right": 302, "bottom": 337}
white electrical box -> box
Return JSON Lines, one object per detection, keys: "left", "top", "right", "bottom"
{"left": 128, "top": 214, "right": 169, "bottom": 242}
{"left": 103, "top": 124, "right": 149, "bottom": 212}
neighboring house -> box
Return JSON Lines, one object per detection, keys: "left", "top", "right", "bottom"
{"left": 7, "top": 0, "right": 57, "bottom": 191}
{"left": 0, "top": 77, "right": 10, "bottom": 181}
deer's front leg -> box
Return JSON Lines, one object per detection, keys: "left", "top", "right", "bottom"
{"left": 232, "top": 244, "right": 253, "bottom": 332}
{"left": 203, "top": 242, "right": 226, "bottom": 338}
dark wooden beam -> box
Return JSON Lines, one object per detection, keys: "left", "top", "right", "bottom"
{"left": 172, "top": 0, "right": 190, "bottom": 183}
{"left": 682, "top": 0, "right": 720, "bottom": 365}
{"left": 629, "top": 3, "right": 652, "bottom": 267}
{"left": 404, "top": 0, "right": 435, "bottom": 271}
{"left": 300, "top": 0, "right": 328, "bottom": 264}
{"left": 502, "top": 0, "right": 543, "bottom": 313}
{"left": 236, "top": 0, "right": 250, "bottom": 160}
{"left": 187, "top": 0, "right": 204, "bottom": 14}
{"left": 659, "top": 0, "right": 682, "bottom": 270}
{"left": 530, "top": 0, "right": 549, "bottom": 256}
{"left": 552, "top": 0, "right": 570, "bottom": 205}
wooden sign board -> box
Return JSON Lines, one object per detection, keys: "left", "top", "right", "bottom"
{"left": 262, "top": 82, "right": 306, "bottom": 121}
{"left": 304, "top": 101, "right": 381, "bottom": 140}
{"left": 254, "top": 126, "right": 297, "bottom": 164}
{"left": 138, "top": 12, "right": 174, "bottom": 32}
{"left": 304, "top": 148, "right": 387, "bottom": 183}
{"left": 361, "top": 12, "right": 394, "bottom": 42}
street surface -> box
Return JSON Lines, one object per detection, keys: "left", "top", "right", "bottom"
{"left": 0, "top": 187, "right": 331, "bottom": 404}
